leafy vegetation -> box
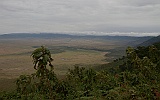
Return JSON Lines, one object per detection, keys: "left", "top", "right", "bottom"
{"left": 0, "top": 42, "right": 160, "bottom": 100}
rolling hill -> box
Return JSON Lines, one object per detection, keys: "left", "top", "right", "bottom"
{"left": 139, "top": 35, "right": 160, "bottom": 46}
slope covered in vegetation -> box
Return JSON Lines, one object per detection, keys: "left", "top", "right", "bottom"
{"left": 139, "top": 35, "right": 160, "bottom": 46}
{"left": 0, "top": 42, "right": 160, "bottom": 100}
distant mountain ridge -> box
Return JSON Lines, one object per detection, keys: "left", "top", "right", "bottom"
{"left": 0, "top": 33, "right": 73, "bottom": 39}
{"left": 139, "top": 35, "right": 160, "bottom": 46}
{"left": 0, "top": 33, "right": 153, "bottom": 47}
{"left": 0, "top": 33, "right": 153, "bottom": 40}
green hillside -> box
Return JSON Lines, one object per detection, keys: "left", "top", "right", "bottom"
{"left": 139, "top": 35, "right": 160, "bottom": 46}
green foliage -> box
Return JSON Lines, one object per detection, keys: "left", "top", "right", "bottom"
{"left": 7, "top": 46, "right": 58, "bottom": 99}
{"left": 1, "top": 43, "right": 160, "bottom": 100}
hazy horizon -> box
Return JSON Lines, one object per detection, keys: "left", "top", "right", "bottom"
{"left": 0, "top": 32, "right": 159, "bottom": 37}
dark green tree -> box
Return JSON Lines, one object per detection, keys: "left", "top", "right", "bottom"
{"left": 16, "top": 46, "right": 57, "bottom": 99}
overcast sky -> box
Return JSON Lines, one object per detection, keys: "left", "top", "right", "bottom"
{"left": 0, "top": 0, "right": 160, "bottom": 36}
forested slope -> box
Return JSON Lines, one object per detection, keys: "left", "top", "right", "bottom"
{"left": 139, "top": 35, "right": 160, "bottom": 46}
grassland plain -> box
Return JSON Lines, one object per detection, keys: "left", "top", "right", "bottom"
{"left": 0, "top": 39, "right": 111, "bottom": 91}
{"left": 0, "top": 50, "right": 107, "bottom": 91}
{"left": 0, "top": 50, "right": 107, "bottom": 77}
{"left": 0, "top": 36, "right": 145, "bottom": 91}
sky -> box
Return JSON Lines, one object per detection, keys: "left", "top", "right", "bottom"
{"left": 0, "top": 0, "right": 160, "bottom": 36}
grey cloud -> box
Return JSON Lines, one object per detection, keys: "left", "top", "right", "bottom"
{"left": 116, "top": 0, "right": 160, "bottom": 7}
{"left": 0, "top": 0, "right": 160, "bottom": 36}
